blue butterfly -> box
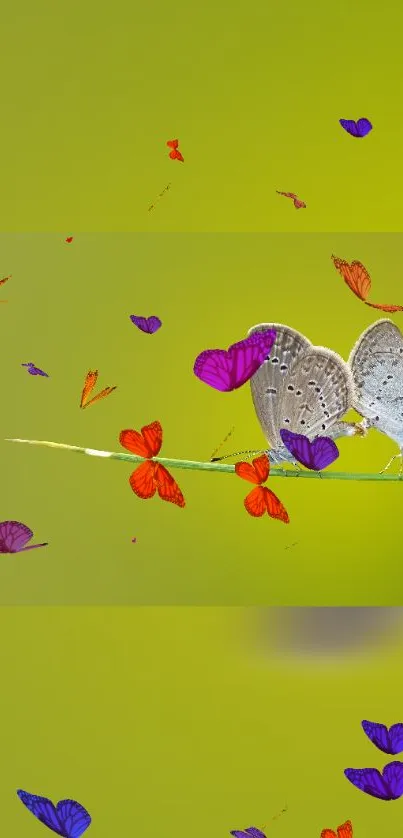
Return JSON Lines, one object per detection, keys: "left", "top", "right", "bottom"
{"left": 339, "top": 118, "right": 373, "bottom": 137}
{"left": 17, "top": 790, "right": 91, "bottom": 837}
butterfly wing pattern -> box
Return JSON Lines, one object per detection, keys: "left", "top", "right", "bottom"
{"left": 17, "top": 790, "right": 91, "bottom": 837}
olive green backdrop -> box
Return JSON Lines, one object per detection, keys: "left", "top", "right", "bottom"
{"left": 0, "top": 0, "right": 401, "bottom": 233}
{"left": 3, "top": 607, "right": 403, "bottom": 837}
{"left": 2, "top": 1, "right": 403, "bottom": 836}
{"left": 1, "top": 233, "right": 401, "bottom": 604}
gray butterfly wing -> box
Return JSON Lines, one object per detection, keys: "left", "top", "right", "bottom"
{"left": 278, "top": 347, "right": 355, "bottom": 438}
{"left": 349, "top": 319, "right": 403, "bottom": 376}
{"left": 349, "top": 349, "right": 403, "bottom": 445}
{"left": 247, "top": 323, "right": 311, "bottom": 448}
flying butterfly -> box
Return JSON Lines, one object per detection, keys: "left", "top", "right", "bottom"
{"left": 80, "top": 370, "right": 117, "bottom": 409}
{"left": 167, "top": 139, "right": 184, "bottom": 162}
{"left": 331, "top": 255, "right": 403, "bottom": 312}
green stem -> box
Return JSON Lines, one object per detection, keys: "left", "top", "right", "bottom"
{"left": 5, "top": 438, "right": 403, "bottom": 482}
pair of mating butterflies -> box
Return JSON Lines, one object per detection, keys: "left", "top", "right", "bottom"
{"left": 195, "top": 318, "right": 403, "bottom": 474}
{"left": 345, "top": 720, "right": 403, "bottom": 800}
{"left": 17, "top": 789, "right": 90, "bottom": 837}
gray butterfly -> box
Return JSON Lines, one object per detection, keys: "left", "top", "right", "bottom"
{"left": 348, "top": 318, "right": 403, "bottom": 474}
{"left": 248, "top": 322, "right": 363, "bottom": 464}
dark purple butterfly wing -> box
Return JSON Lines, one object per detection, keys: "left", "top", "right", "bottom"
{"left": 309, "top": 436, "right": 339, "bottom": 469}
{"left": 362, "top": 720, "right": 403, "bottom": 755}
{"left": 130, "top": 315, "right": 162, "bottom": 334}
{"left": 344, "top": 762, "right": 403, "bottom": 799}
{"left": 56, "top": 800, "right": 92, "bottom": 838}
{"left": 22, "top": 362, "right": 49, "bottom": 376}
{"left": 0, "top": 521, "right": 33, "bottom": 553}
{"left": 279, "top": 430, "right": 338, "bottom": 470}
{"left": 383, "top": 761, "right": 403, "bottom": 798}
{"left": 17, "top": 790, "right": 66, "bottom": 836}
{"left": 230, "top": 832, "right": 251, "bottom": 838}
{"left": 356, "top": 118, "right": 373, "bottom": 137}
{"left": 339, "top": 118, "right": 372, "bottom": 137}
{"left": 194, "top": 329, "right": 276, "bottom": 392}
{"left": 245, "top": 828, "right": 267, "bottom": 838}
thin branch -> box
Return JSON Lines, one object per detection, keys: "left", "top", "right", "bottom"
{"left": 5, "top": 438, "right": 403, "bottom": 482}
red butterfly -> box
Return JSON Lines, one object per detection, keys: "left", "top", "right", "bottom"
{"left": 235, "top": 454, "right": 289, "bottom": 522}
{"left": 167, "top": 139, "right": 184, "bottom": 162}
{"left": 321, "top": 820, "right": 352, "bottom": 838}
{"left": 332, "top": 255, "right": 403, "bottom": 312}
{"left": 276, "top": 191, "right": 306, "bottom": 209}
{"left": 119, "top": 421, "right": 186, "bottom": 508}
{"left": 65, "top": 236, "right": 73, "bottom": 243}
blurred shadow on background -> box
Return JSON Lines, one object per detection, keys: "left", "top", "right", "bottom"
{"left": 249, "top": 607, "right": 403, "bottom": 666}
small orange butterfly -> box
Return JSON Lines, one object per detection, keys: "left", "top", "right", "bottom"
{"left": 65, "top": 236, "right": 73, "bottom": 243}
{"left": 167, "top": 139, "right": 184, "bottom": 162}
{"left": 119, "top": 421, "right": 185, "bottom": 507}
{"left": 331, "top": 255, "right": 403, "bottom": 312}
{"left": 321, "top": 820, "right": 352, "bottom": 838}
{"left": 80, "top": 370, "right": 117, "bottom": 409}
{"left": 235, "top": 454, "right": 289, "bottom": 523}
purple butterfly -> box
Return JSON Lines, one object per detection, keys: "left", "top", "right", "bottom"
{"left": 279, "top": 429, "right": 339, "bottom": 470}
{"left": 22, "top": 362, "right": 49, "bottom": 376}
{"left": 344, "top": 761, "right": 403, "bottom": 800}
{"left": 362, "top": 720, "right": 403, "bottom": 755}
{"left": 339, "top": 118, "right": 373, "bottom": 138}
{"left": 17, "top": 790, "right": 91, "bottom": 837}
{"left": 130, "top": 315, "right": 162, "bottom": 334}
{"left": 0, "top": 521, "right": 48, "bottom": 553}
{"left": 193, "top": 330, "right": 276, "bottom": 392}
{"left": 231, "top": 828, "right": 267, "bottom": 838}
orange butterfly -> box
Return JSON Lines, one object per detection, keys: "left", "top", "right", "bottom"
{"left": 65, "top": 236, "right": 73, "bottom": 243}
{"left": 167, "top": 139, "right": 184, "bottom": 162}
{"left": 119, "top": 421, "right": 185, "bottom": 507}
{"left": 321, "top": 820, "right": 352, "bottom": 838}
{"left": 80, "top": 370, "right": 117, "bottom": 409}
{"left": 276, "top": 191, "right": 306, "bottom": 209}
{"left": 332, "top": 255, "right": 403, "bottom": 312}
{"left": 235, "top": 454, "right": 289, "bottom": 522}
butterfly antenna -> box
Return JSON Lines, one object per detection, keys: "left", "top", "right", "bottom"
{"left": 211, "top": 448, "right": 265, "bottom": 463}
{"left": 210, "top": 426, "right": 235, "bottom": 461}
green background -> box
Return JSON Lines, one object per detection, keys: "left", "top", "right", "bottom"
{"left": 4, "top": 607, "right": 403, "bottom": 837}
{"left": 0, "top": 0, "right": 401, "bottom": 232}
{"left": 2, "top": 1, "right": 403, "bottom": 836}
{"left": 1, "top": 233, "right": 402, "bottom": 604}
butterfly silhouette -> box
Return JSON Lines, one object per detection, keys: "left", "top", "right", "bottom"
{"left": 80, "top": 370, "right": 117, "bottom": 409}
{"left": 332, "top": 255, "right": 403, "bottom": 312}
{"left": 167, "top": 139, "right": 184, "bottom": 162}
{"left": 235, "top": 454, "right": 289, "bottom": 522}
{"left": 276, "top": 191, "right": 306, "bottom": 209}
{"left": 119, "top": 421, "right": 186, "bottom": 507}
